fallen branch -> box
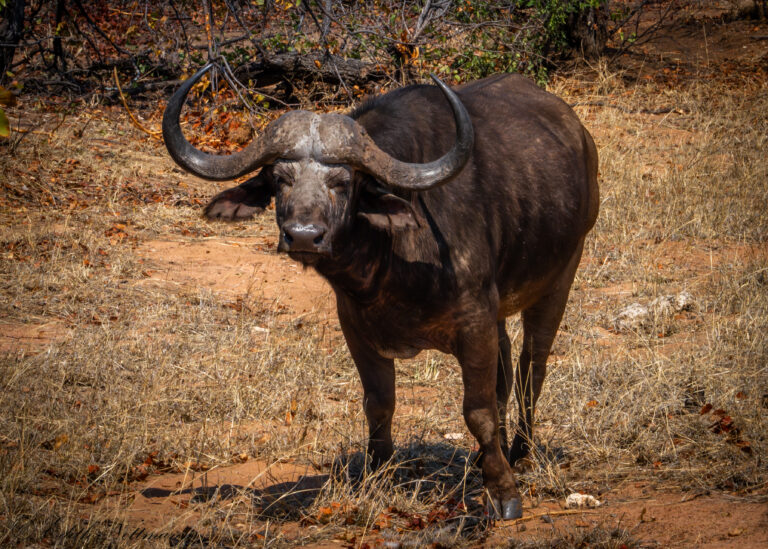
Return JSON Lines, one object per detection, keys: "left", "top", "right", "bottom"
{"left": 113, "top": 68, "right": 162, "bottom": 141}
{"left": 108, "top": 79, "right": 184, "bottom": 97}
{"left": 235, "top": 51, "right": 388, "bottom": 88}
{"left": 14, "top": 128, "right": 57, "bottom": 138}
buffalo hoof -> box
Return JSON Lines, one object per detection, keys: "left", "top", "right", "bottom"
{"left": 487, "top": 496, "right": 523, "bottom": 520}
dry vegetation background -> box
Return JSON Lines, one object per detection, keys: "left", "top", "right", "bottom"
{"left": 1, "top": 1, "right": 767, "bottom": 548}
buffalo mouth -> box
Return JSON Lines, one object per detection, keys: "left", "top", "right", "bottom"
{"left": 286, "top": 250, "right": 326, "bottom": 266}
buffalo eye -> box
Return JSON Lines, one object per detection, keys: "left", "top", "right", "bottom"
{"left": 327, "top": 173, "right": 350, "bottom": 192}
{"left": 274, "top": 174, "right": 292, "bottom": 187}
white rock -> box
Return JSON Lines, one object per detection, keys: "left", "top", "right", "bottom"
{"left": 565, "top": 492, "right": 602, "bottom": 508}
{"left": 612, "top": 302, "right": 649, "bottom": 331}
{"left": 612, "top": 291, "right": 696, "bottom": 332}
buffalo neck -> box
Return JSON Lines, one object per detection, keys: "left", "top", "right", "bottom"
{"left": 313, "top": 221, "right": 393, "bottom": 304}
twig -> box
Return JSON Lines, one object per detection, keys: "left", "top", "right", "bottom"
{"left": 35, "top": 79, "right": 81, "bottom": 91}
{"left": 72, "top": 0, "right": 130, "bottom": 56}
{"left": 68, "top": 3, "right": 105, "bottom": 68}
{"left": 12, "top": 128, "right": 56, "bottom": 137}
{"left": 330, "top": 60, "right": 354, "bottom": 102}
{"left": 219, "top": 57, "right": 257, "bottom": 113}
{"left": 202, "top": 0, "right": 218, "bottom": 92}
{"left": 168, "top": 0, "right": 191, "bottom": 56}
{"left": 500, "top": 508, "right": 599, "bottom": 526}
{"left": 569, "top": 101, "right": 689, "bottom": 115}
{"left": 609, "top": 1, "right": 677, "bottom": 59}
{"left": 222, "top": 0, "right": 267, "bottom": 56}
{"left": 113, "top": 68, "right": 161, "bottom": 141}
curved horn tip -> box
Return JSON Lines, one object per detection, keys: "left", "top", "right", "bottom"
{"left": 354, "top": 72, "right": 472, "bottom": 191}
{"left": 428, "top": 73, "right": 445, "bottom": 87}
{"left": 162, "top": 62, "right": 274, "bottom": 182}
{"left": 191, "top": 61, "right": 216, "bottom": 78}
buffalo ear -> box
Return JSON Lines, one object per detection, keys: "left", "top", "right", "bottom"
{"left": 204, "top": 171, "right": 274, "bottom": 221}
{"left": 357, "top": 192, "right": 424, "bottom": 231}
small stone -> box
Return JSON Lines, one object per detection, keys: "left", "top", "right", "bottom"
{"left": 565, "top": 493, "right": 601, "bottom": 508}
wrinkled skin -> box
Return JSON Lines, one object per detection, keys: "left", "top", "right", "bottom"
{"left": 191, "top": 74, "right": 599, "bottom": 519}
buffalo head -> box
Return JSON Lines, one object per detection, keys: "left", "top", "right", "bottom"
{"left": 162, "top": 64, "right": 473, "bottom": 263}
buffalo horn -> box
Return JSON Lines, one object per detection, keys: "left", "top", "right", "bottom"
{"left": 162, "top": 63, "right": 281, "bottom": 181}
{"left": 352, "top": 74, "right": 474, "bottom": 191}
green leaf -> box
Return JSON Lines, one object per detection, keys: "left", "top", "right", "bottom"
{"left": 0, "top": 107, "right": 10, "bottom": 138}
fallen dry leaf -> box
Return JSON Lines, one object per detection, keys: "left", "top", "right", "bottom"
{"left": 53, "top": 434, "right": 69, "bottom": 450}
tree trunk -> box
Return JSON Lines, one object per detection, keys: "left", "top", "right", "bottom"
{"left": 53, "top": 0, "right": 67, "bottom": 72}
{"left": 756, "top": 0, "right": 767, "bottom": 20}
{"left": 0, "top": 0, "right": 26, "bottom": 83}
{"left": 567, "top": 4, "right": 608, "bottom": 59}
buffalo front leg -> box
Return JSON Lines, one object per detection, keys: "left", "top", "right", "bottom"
{"left": 357, "top": 354, "right": 396, "bottom": 468}
{"left": 509, "top": 241, "right": 584, "bottom": 464}
{"left": 458, "top": 320, "right": 522, "bottom": 520}
{"left": 338, "top": 309, "right": 395, "bottom": 468}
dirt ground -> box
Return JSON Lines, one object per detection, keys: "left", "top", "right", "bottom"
{"left": 98, "top": 459, "right": 768, "bottom": 547}
{"left": 95, "top": 235, "right": 768, "bottom": 548}
{"left": 1, "top": 5, "right": 767, "bottom": 549}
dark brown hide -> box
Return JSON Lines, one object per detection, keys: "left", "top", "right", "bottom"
{"left": 171, "top": 73, "right": 599, "bottom": 520}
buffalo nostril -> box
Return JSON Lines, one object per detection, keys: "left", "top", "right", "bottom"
{"left": 283, "top": 223, "right": 327, "bottom": 252}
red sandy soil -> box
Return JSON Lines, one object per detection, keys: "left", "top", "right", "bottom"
{"left": 102, "top": 454, "right": 767, "bottom": 548}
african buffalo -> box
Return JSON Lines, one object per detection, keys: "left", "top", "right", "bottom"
{"left": 163, "top": 65, "right": 599, "bottom": 519}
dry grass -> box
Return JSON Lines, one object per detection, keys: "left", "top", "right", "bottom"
{"left": 1, "top": 56, "right": 767, "bottom": 547}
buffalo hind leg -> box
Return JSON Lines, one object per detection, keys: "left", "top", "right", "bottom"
{"left": 496, "top": 321, "right": 514, "bottom": 456}
{"left": 509, "top": 240, "right": 584, "bottom": 465}
{"left": 458, "top": 318, "right": 522, "bottom": 520}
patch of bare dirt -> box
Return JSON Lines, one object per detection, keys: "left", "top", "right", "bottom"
{"left": 0, "top": 320, "right": 67, "bottom": 353}
{"left": 136, "top": 238, "right": 335, "bottom": 320}
{"left": 106, "top": 458, "right": 768, "bottom": 548}
{"left": 646, "top": 240, "right": 768, "bottom": 276}
{"left": 493, "top": 483, "right": 768, "bottom": 548}
{"left": 119, "top": 459, "right": 325, "bottom": 534}
{"left": 611, "top": 5, "right": 768, "bottom": 83}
